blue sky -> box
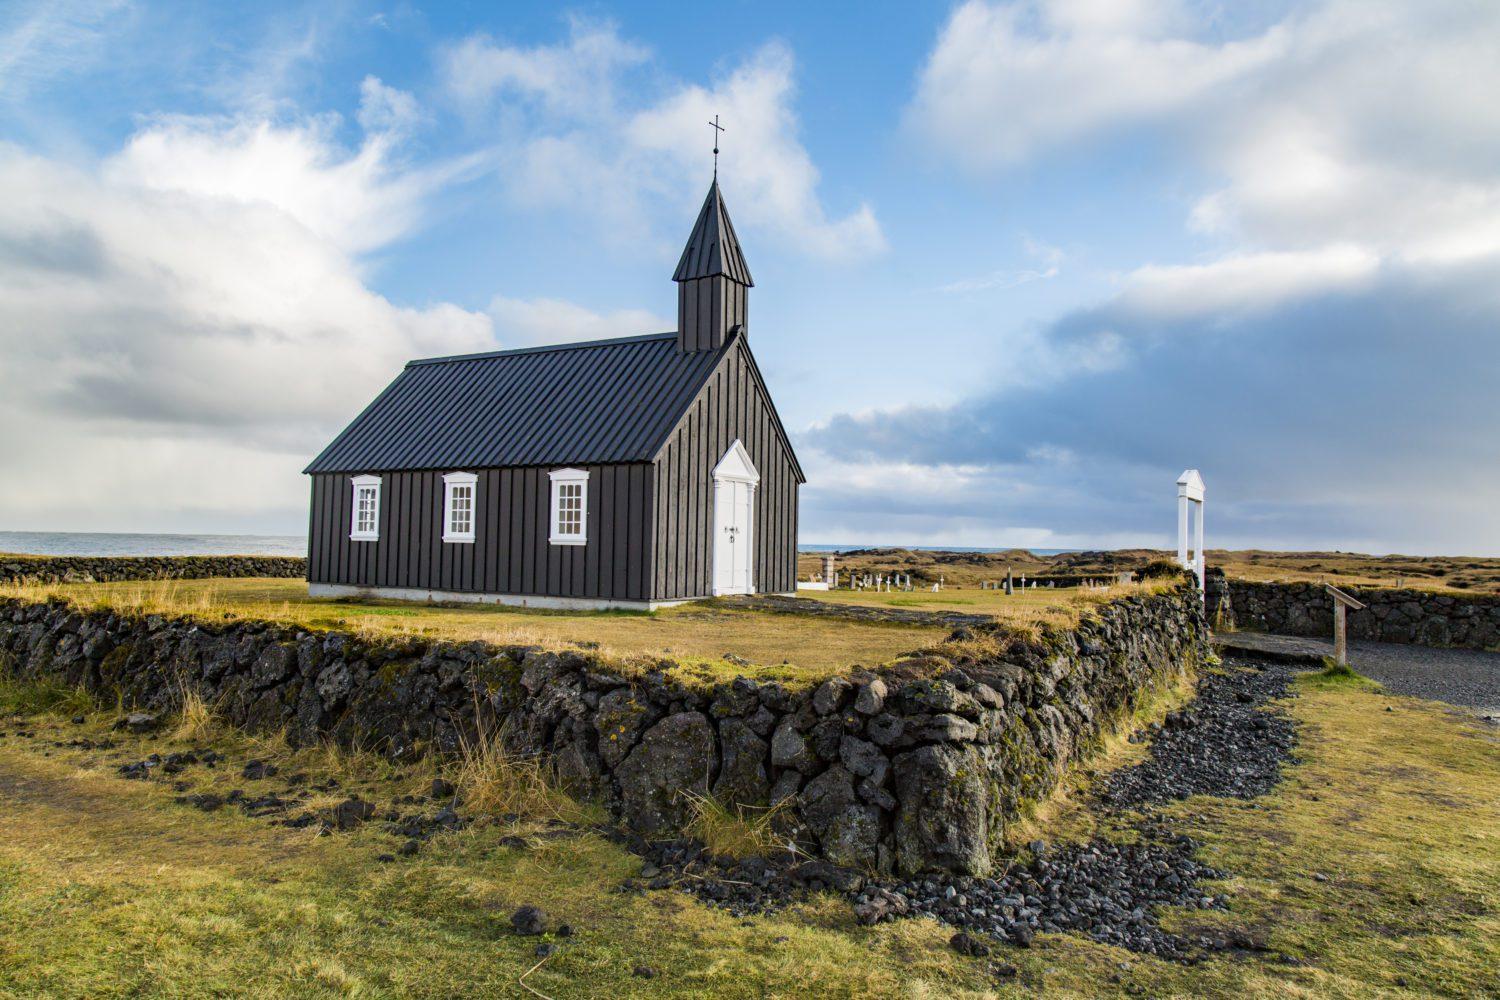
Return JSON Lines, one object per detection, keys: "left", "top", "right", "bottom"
{"left": 1, "top": 0, "right": 1497, "bottom": 554}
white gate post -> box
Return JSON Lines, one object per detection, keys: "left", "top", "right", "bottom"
{"left": 1176, "top": 470, "right": 1206, "bottom": 594}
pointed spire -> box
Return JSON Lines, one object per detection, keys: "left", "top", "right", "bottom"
{"left": 673, "top": 180, "right": 754, "bottom": 287}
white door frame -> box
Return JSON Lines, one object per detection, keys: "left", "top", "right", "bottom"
{"left": 712, "top": 440, "right": 759, "bottom": 596}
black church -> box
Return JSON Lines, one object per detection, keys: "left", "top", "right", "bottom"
{"left": 303, "top": 179, "right": 804, "bottom": 609}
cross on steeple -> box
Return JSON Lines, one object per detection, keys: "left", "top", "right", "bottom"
{"left": 708, "top": 114, "right": 725, "bottom": 178}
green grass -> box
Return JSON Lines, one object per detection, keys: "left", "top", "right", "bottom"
{"left": 0, "top": 663, "right": 1495, "bottom": 997}
{"left": 0, "top": 673, "right": 95, "bottom": 717}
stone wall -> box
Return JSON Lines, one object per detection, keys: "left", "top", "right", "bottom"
{"left": 0, "top": 584, "right": 1204, "bottom": 876}
{"left": 0, "top": 555, "right": 306, "bottom": 586}
{"left": 1213, "top": 576, "right": 1500, "bottom": 650}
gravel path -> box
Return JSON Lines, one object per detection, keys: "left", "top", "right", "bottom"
{"left": 1216, "top": 631, "right": 1500, "bottom": 716}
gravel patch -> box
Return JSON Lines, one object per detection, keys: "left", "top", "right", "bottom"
{"left": 625, "top": 658, "right": 1302, "bottom": 962}
{"left": 1103, "top": 660, "right": 1297, "bottom": 806}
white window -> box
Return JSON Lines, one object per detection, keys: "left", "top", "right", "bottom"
{"left": 350, "top": 475, "right": 381, "bottom": 541}
{"left": 442, "top": 471, "right": 478, "bottom": 543}
{"left": 548, "top": 468, "right": 588, "bottom": 545}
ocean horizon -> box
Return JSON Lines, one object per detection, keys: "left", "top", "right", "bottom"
{"left": 1, "top": 531, "right": 1076, "bottom": 558}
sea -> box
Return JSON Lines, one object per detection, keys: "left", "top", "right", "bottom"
{"left": 0, "top": 531, "right": 307, "bottom": 557}
{"left": 1, "top": 532, "right": 1073, "bottom": 558}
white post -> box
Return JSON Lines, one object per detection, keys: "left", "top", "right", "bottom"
{"left": 1177, "top": 493, "right": 1189, "bottom": 569}
{"left": 1176, "top": 470, "right": 1206, "bottom": 595}
{"left": 1194, "top": 495, "right": 1205, "bottom": 592}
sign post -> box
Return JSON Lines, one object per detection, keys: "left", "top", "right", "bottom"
{"left": 1324, "top": 584, "right": 1366, "bottom": 666}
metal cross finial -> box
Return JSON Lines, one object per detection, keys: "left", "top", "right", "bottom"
{"left": 708, "top": 114, "right": 725, "bottom": 178}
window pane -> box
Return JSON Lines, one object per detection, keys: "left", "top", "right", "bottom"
{"left": 554, "top": 480, "right": 585, "bottom": 537}
{"left": 449, "top": 483, "right": 473, "bottom": 535}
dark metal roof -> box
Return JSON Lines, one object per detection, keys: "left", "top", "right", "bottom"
{"left": 672, "top": 180, "right": 753, "bottom": 286}
{"left": 303, "top": 332, "right": 730, "bottom": 474}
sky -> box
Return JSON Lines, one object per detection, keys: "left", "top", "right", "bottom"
{"left": 0, "top": 0, "right": 1497, "bottom": 555}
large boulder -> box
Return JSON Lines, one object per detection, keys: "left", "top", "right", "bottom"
{"left": 892, "top": 744, "right": 993, "bottom": 876}
{"left": 594, "top": 687, "right": 653, "bottom": 768}
{"left": 616, "top": 712, "right": 717, "bottom": 835}
{"left": 770, "top": 719, "right": 818, "bottom": 773}
{"left": 798, "top": 765, "right": 880, "bottom": 870}
{"left": 713, "top": 718, "right": 770, "bottom": 807}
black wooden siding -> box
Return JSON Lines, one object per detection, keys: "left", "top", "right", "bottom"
{"left": 307, "top": 464, "right": 655, "bottom": 602}
{"left": 650, "top": 339, "right": 800, "bottom": 599}
{"left": 677, "top": 276, "right": 747, "bottom": 353}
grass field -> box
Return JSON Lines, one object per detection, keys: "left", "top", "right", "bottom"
{"left": 0, "top": 577, "right": 1164, "bottom": 686}
{"left": 798, "top": 548, "right": 1500, "bottom": 595}
{"left": 0, "top": 663, "right": 1494, "bottom": 997}
{"left": 799, "top": 581, "right": 1168, "bottom": 625}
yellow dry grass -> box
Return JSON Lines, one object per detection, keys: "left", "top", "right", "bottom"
{"left": 0, "top": 664, "right": 1495, "bottom": 997}
{"left": 799, "top": 579, "right": 1172, "bottom": 630}
{"left": 1, "top": 577, "right": 951, "bottom": 686}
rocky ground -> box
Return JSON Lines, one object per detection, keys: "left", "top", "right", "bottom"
{"left": 2, "top": 657, "right": 1299, "bottom": 968}
{"left": 619, "top": 658, "right": 1300, "bottom": 964}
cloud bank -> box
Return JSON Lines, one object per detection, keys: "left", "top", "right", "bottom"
{"left": 800, "top": 0, "right": 1500, "bottom": 553}
{"left": 442, "top": 19, "right": 885, "bottom": 260}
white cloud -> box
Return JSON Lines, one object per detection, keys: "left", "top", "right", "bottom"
{"left": 913, "top": 0, "right": 1500, "bottom": 279}
{"left": 442, "top": 23, "right": 884, "bottom": 261}
{"left": 103, "top": 103, "right": 479, "bottom": 256}
{"left": 442, "top": 19, "right": 648, "bottom": 118}
{"left": 1118, "top": 245, "right": 1380, "bottom": 320}
{"left": 0, "top": 0, "right": 127, "bottom": 100}
{"left": 0, "top": 106, "right": 496, "bottom": 531}
{"left": 357, "top": 75, "right": 422, "bottom": 136}
{"left": 908, "top": 0, "right": 1286, "bottom": 167}
{"left": 941, "top": 236, "right": 1063, "bottom": 292}
{"left": 487, "top": 296, "right": 668, "bottom": 347}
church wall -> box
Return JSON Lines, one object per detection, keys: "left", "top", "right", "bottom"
{"left": 307, "top": 463, "right": 655, "bottom": 603}
{"left": 650, "top": 340, "right": 800, "bottom": 600}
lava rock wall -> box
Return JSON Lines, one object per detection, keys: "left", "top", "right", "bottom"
{"left": 0, "top": 555, "right": 306, "bottom": 586}
{"left": 1216, "top": 579, "right": 1500, "bottom": 650}
{"left": 0, "top": 585, "right": 1204, "bottom": 875}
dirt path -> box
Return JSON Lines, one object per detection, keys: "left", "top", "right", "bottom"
{"left": 1216, "top": 631, "right": 1500, "bottom": 718}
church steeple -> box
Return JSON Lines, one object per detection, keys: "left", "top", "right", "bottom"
{"left": 673, "top": 179, "right": 753, "bottom": 352}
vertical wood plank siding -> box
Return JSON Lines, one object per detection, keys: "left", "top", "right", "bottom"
{"left": 650, "top": 341, "right": 800, "bottom": 600}
{"left": 677, "top": 277, "right": 747, "bottom": 352}
{"left": 308, "top": 464, "right": 654, "bottom": 602}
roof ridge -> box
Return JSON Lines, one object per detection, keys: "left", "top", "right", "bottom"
{"left": 407, "top": 331, "right": 677, "bottom": 368}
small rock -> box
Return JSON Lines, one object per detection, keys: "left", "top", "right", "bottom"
{"left": 242, "top": 760, "right": 279, "bottom": 780}
{"left": 429, "top": 777, "right": 456, "bottom": 799}
{"left": 853, "top": 678, "right": 888, "bottom": 715}
{"left": 633, "top": 965, "right": 657, "bottom": 979}
{"left": 511, "top": 905, "right": 549, "bottom": 936}
{"left": 534, "top": 942, "right": 555, "bottom": 958}
{"left": 114, "top": 711, "right": 159, "bottom": 734}
{"left": 398, "top": 839, "right": 420, "bottom": 857}
{"left": 70, "top": 715, "right": 85, "bottom": 725}
{"left": 950, "top": 932, "right": 991, "bottom": 957}
{"left": 331, "top": 797, "right": 377, "bottom": 831}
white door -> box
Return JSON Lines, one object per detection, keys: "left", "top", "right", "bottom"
{"left": 712, "top": 441, "right": 759, "bottom": 596}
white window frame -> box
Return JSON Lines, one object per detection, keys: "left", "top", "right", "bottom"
{"left": 350, "top": 475, "right": 381, "bottom": 542}
{"left": 548, "top": 468, "right": 589, "bottom": 546}
{"left": 442, "top": 471, "right": 478, "bottom": 544}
